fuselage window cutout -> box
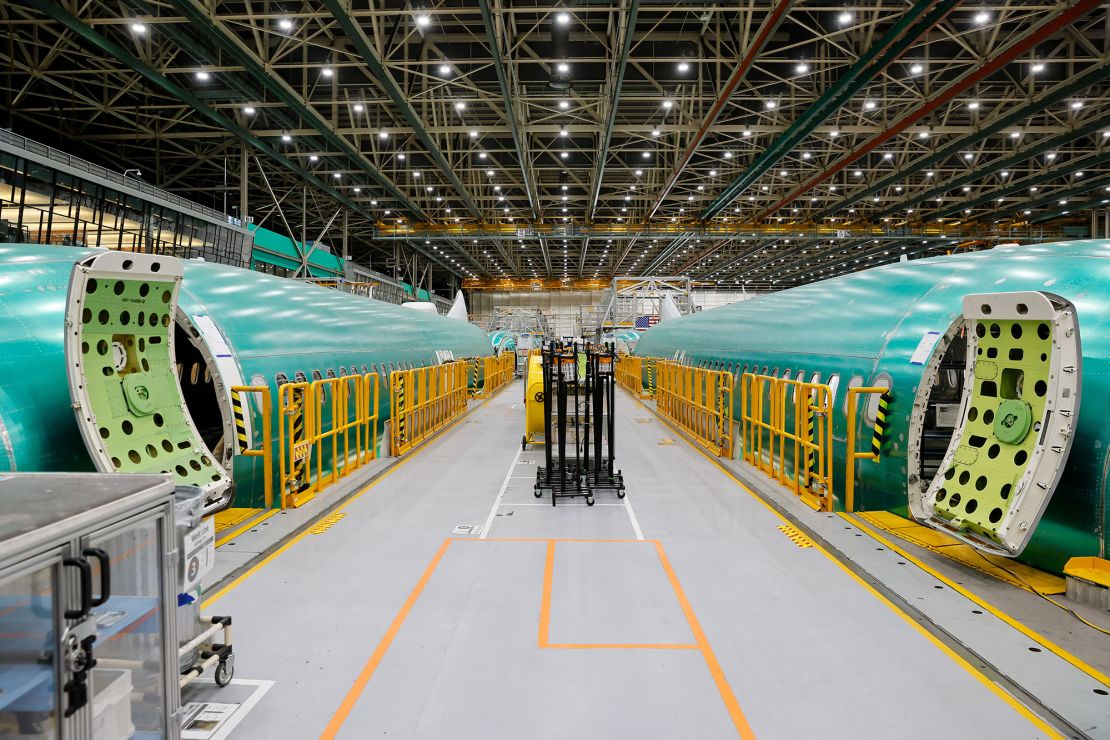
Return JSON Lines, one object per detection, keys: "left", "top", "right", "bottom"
{"left": 295, "top": 371, "right": 307, "bottom": 383}
{"left": 311, "top": 370, "right": 323, "bottom": 382}
{"left": 844, "top": 375, "right": 864, "bottom": 417}
{"left": 865, "top": 374, "right": 893, "bottom": 426}
{"left": 338, "top": 367, "right": 347, "bottom": 377}
{"left": 326, "top": 368, "right": 337, "bottom": 379}
{"left": 782, "top": 369, "right": 793, "bottom": 382}
{"left": 275, "top": 372, "right": 289, "bottom": 387}
{"left": 771, "top": 367, "right": 780, "bottom": 378}
{"left": 362, "top": 364, "right": 370, "bottom": 375}
{"left": 827, "top": 374, "right": 841, "bottom": 407}
{"left": 809, "top": 371, "right": 823, "bottom": 404}
{"left": 793, "top": 370, "right": 805, "bottom": 402}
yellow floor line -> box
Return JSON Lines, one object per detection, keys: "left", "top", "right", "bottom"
{"left": 215, "top": 509, "right": 280, "bottom": 548}
{"left": 854, "top": 511, "right": 1065, "bottom": 595}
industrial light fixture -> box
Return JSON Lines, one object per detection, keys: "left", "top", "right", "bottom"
{"left": 378, "top": 131, "right": 388, "bottom": 139}
{"left": 795, "top": 62, "right": 809, "bottom": 74}
{"left": 556, "top": 12, "right": 570, "bottom": 24}
{"left": 557, "top": 62, "right": 570, "bottom": 73}
{"left": 439, "top": 64, "right": 451, "bottom": 76}
{"left": 470, "top": 130, "right": 479, "bottom": 138}
{"left": 242, "top": 106, "right": 256, "bottom": 115}
{"left": 909, "top": 63, "right": 924, "bottom": 75}
{"left": 974, "top": 10, "right": 990, "bottom": 24}
{"left": 558, "top": 100, "right": 569, "bottom": 109}
{"left": 863, "top": 100, "right": 877, "bottom": 110}
{"left": 321, "top": 67, "right": 334, "bottom": 78}
{"left": 1031, "top": 62, "right": 1045, "bottom": 73}
{"left": 398, "top": 153, "right": 406, "bottom": 160}
{"left": 195, "top": 70, "right": 210, "bottom": 81}
{"left": 838, "top": 11, "right": 853, "bottom": 25}
{"left": 764, "top": 100, "right": 777, "bottom": 109}
{"left": 677, "top": 61, "right": 690, "bottom": 72}
{"left": 353, "top": 103, "right": 364, "bottom": 112}
{"left": 651, "top": 129, "right": 661, "bottom": 137}
{"left": 281, "top": 133, "right": 292, "bottom": 142}
{"left": 309, "top": 155, "right": 319, "bottom": 162}
{"left": 967, "top": 101, "right": 979, "bottom": 109}
{"left": 130, "top": 22, "right": 147, "bottom": 34}
{"left": 278, "top": 18, "right": 293, "bottom": 31}
{"left": 415, "top": 14, "right": 431, "bottom": 27}
{"left": 662, "top": 100, "right": 673, "bottom": 109}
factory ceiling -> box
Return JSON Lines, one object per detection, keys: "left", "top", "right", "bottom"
{"left": 2, "top": 1, "right": 1108, "bottom": 290}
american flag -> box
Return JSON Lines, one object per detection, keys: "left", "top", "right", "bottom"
{"left": 634, "top": 315, "right": 660, "bottom": 329}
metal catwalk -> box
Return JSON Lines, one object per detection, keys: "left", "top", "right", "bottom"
{"left": 203, "top": 382, "right": 1098, "bottom": 739}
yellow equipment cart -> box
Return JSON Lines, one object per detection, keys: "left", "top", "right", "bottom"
{"left": 522, "top": 353, "right": 545, "bottom": 448}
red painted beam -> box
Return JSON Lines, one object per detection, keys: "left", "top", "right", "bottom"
{"left": 755, "top": 0, "right": 1103, "bottom": 221}
{"left": 646, "top": 0, "right": 795, "bottom": 221}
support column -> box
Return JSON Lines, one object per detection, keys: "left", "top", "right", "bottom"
{"left": 240, "top": 146, "right": 249, "bottom": 224}
{"left": 342, "top": 209, "right": 349, "bottom": 263}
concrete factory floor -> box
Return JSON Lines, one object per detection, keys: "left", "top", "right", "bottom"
{"left": 201, "top": 382, "right": 1109, "bottom": 739}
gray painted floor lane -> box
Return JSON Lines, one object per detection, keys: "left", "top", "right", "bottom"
{"left": 212, "top": 382, "right": 1058, "bottom": 739}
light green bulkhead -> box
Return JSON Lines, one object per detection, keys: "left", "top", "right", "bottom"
{"left": 635, "top": 240, "right": 1110, "bottom": 574}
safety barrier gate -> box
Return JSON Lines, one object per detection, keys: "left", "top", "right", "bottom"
{"left": 615, "top": 356, "right": 656, "bottom": 399}
{"left": 740, "top": 373, "right": 834, "bottom": 511}
{"left": 391, "top": 360, "right": 469, "bottom": 456}
{"left": 470, "top": 353, "right": 515, "bottom": 399}
{"left": 278, "top": 372, "right": 381, "bottom": 508}
{"left": 845, "top": 387, "right": 891, "bottom": 513}
{"left": 654, "top": 360, "right": 734, "bottom": 456}
{"left": 230, "top": 385, "right": 274, "bottom": 509}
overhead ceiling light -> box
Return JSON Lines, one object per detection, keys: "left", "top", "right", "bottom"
{"left": 556, "top": 12, "right": 570, "bottom": 24}
{"left": 1010, "top": 131, "right": 1021, "bottom": 138}
{"left": 309, "top": 154, "right": 318, "bottom": 162}
{"left": 557, "top": 62, "right": 570, "bottom": 73}
{"left": 967, "top": 101, "right": 979, "bottom": 109}
{"left": 486, "top": 169, "right": 494, "bottom": 176}
{"left": 281, "top": 134, "right": 292, "bottom": 142}
{"left": 478, "top": 152, "right": 487, "bottom": 159}
{"left": 677, "top": 61, "right": 690, "bottom": 72}
{"left": 635, "top": 169, "right": 643, "bottom": 175}
{"left": 829, "top": 130, "right": 838, "bottom": 138}
{"left": 838, "top": 11, "right": 853, "bottom": 25}
{"left": 131, "top": 21, "right": 148, "bottom": 34}
{"left": 909, "top": 63, "right": 924, "bottom": 75}
{"left": 378, "top": 131, "right": 388, "bottom": 139}
{"left": 413, "top": 171, "right": 421, "bottom": 178}
{"left": 662, "top": 100, "right": 673, "bottom": 109}
{"left": 353, "top": 103, "right": 364, "bottom": 112}
{"left": 439, "top": 64, "right": 451, "bottom": 76}
{"left": 560, "top": 152, "right": 568, "bottom": 159}
{"left": 278, "top": 18, "right": 293, "bottom": 31}
{"left": 332, "top": 172, "right": 341, "bottom": 179}
{"left": 1071, "top": 100, "right": 1084, "bottom": 109}
{"left": 398, "top": 153, "right": 406, "bottom": 160}
{"left": 558, "top": 100, "right": 569, "bottom": 109}
{"left": 918, "top": 131, "right": 929, "bottom": 139}
{"left": 321, "top": 67, "right": 334, "bottom": 78}
{"left": 455, "top": 101, "right": 467, "bottom": 111}
{"left": 651, "top": 129, "right": 661, "bottom": 137}
{"left": 242, "top": 106, "right": 256, "bottom": 115}
{"left": 642, "top": 151, "right": 651, "bottom": 158}
{"left": 795, "top": 63, "right": 809, "bottom": 74}
{"left": 709, "top": 170, "right": 717, "bottom": 176}
{"left": 802, "top": 152, "right": 811, "bottom": 159}
{"left": 1031, "top": 62, "right": 1045, "bottom": 73}
{"left": 854, "top": 170, "right": 862, "bottom": 176}
{"left": 974, "top": 11, "right": 990, "bottom": 24}
{"left": 195, "top": 70, "right": 210, "bottom": 81}
{"left": 764, "top": 100, "right": 777, "bottom": 109}
{"left": 415, "top": 14, "right": 431, "bottom": 27}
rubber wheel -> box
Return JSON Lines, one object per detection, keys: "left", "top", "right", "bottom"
{"left": 521, "top": 435, "right": 527, "bottom": 450}
{"left": 534, "top": 489, "right": 543, "bottom": 498}
{"left": 617, "top": 490, "right": 626, "bottom": 499}
{"left": 586, "top": 497, "right": 595, "bottom": 507}
{"left": 214, "top": 660, "right": 233, "bottom": 687}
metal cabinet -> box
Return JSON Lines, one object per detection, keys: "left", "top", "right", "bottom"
{"left": 0, "top": 474, "right": 180, "bottom": 739}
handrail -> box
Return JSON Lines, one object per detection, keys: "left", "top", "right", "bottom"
{"left": 229, "top": 385, "right": 273, "bottom": 509}
{"left": 654, "top": 360, "right": 734, "bottom": 456}
{"left": 740, "top": 373, "right": 834, "bottom": 511}
{"left": 278, "top": 373, "right": 381, "bottom": 508}
{"left": 391, "top": 360, "right": 469, "bottom": 455}
{"left": 471, "top": 353, "right": 515, "bottom": 398}
{"left": 845, "top": 386, "right": 889, "bottom": 513}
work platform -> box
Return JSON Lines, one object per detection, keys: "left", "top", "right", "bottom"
{"left": 202, "top": 381, "right": 1109, "bottom": 739}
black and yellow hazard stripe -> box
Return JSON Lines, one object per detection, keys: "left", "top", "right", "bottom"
{"left": 646, "top": 358, "right": 656, "bottom": 397}
{"left": 805, "top": 406, "right": 816, "bottom": 486}
{"left": 871, "top": 390, "right": 892, "bottom": 456}
{"left": 290, "top": 392, "right": 308, "bottom": 491}
{"left": 396, "top": 372, "right": 407, "bottom": 443}
{"left": 231, "top": 389, "right": 249, "bottom": 453}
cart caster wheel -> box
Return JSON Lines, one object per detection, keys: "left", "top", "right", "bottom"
{"left": 521, "top": 435, "right": 527, "bottom": 450}
{"left": 534, "top": 489, "right": 543, "bottom": 498}
{"left": 617, "top": 490, "right": 626, "bottom": 499}
{"left": 586, "top": 497, "right": 595, "bottom": 507}
{"left": 214, "top": 660, "right": 234, "bottom": 687}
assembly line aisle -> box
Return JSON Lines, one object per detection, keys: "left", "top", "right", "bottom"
{"left": 206, "top": 381, "right": 1058, "bottom": 740}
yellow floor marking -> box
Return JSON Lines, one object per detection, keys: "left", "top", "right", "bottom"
{"left": 846, "top": 513, "right": 1110, "bottom": 690}
{"left": 308, "top": 512, "right": 347, "bottom": 534}
{"left": 630, "top": 390, "right": 1064, "bottom": 738}
{"left": 212, "top": 507, "right": 262, "bottom": 533}
{"left": 214, "top": 510, "right": 279, "bottom": 548}
{"left": 777, "top": 524, "right": 814, "bottom": 548}
{"left": 855, "top": 511, "right": 1065, "bottom": 595}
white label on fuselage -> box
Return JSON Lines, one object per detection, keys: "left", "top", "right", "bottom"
{"left": 910, "top": 331, "right": 941, "bottom": 365}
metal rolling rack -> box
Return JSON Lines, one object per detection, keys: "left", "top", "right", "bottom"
{"left": 534, "top": 341, "right": 625, "bottom": 506}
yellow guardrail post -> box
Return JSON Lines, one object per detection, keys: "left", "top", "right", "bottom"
{"left": 230, "top": 385, "right": 273, "bottom": 510}
{"left": 845, "top": 386, "right": 889, "bottom": 513}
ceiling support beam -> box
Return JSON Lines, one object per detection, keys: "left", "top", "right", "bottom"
{"left": 819, "top": 60, "right": 1110, "bottom": 219}
{"left": 587, "top": 0, "right": 640, "bottom": 220}
{"left": 22, "top": 0, "right": 465, "bottom": 279}
{"left": 755, "top": 0, "right": 1105, "bottom": 220}
{"left": 699, "top": 0, "right": 962, "bottom": 221}
{"left": 646, "top": 0, "right": 794, "bottom": 221}
{"left": 323, "top": 0, "right": 485, "bottom": 222}
{"left": 478, "top": 0, "right": 540, "bottom": 226}
{"left": 159, "top": 0, "right": 426, "bottom": 220}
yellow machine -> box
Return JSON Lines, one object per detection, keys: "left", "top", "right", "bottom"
{"left": 522, "top": 353, "right": 545, "bottom": 449}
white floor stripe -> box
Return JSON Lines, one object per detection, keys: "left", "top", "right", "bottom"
{"left": 496, "top": 501, "right": 625, "bottom": 507}
{"left": 623, "top": 492, "right": 645, "bottom": 540}
{"left": 480, "top": 445, "right": 523, "bottom": 539}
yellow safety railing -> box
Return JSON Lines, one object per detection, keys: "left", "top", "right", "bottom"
{"left": 391, "top": 360, "right": 469, "bottom": 456}
{"left": 845, "top": 386, "right": 889, "bottom": 513}
{"left": 229, "top": 385, "right": 273, "bottom": 510}
{"left": 615, "top": 356, "right": 656, "bottom": 399}
{"left": 654, "top": 360, "right": 734, "bottom": 456}
{"left": 740, "top": 373, "right": 834, "bottom": 511}
{"left": 470, "top": 353, "right": 515, "bottom": 399}
{"left": 278, "top": 373, "right": 381, "bottom": 508}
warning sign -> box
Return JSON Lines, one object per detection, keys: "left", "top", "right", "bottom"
{"left": 183, "top": 518, "right": 216, "bottom": 592}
